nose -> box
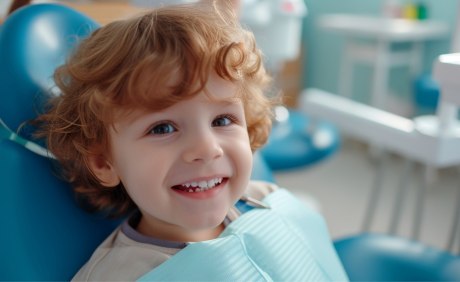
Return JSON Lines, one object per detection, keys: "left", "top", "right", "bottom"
{"left": 182, "top": 128, "right": 224, "bottom": 163}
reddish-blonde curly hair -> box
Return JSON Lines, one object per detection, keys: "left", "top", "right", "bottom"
{"left": 36, "top": 2, "right": 274, "bottom": 217}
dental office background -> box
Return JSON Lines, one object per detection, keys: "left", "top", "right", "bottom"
{"left": 302, "top": 0, "right": 457, "bottom": 116}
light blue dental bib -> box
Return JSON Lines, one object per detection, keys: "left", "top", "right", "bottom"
{"left": 138, "top": 189, "right": 348, "bottom": 281}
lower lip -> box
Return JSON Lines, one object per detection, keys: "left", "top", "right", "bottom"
{"left": 172, "top": 178, "right": 228, "bottom": 200}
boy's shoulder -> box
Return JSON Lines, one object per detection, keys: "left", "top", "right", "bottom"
{"left": 72, "top": 228, "right": 176, "bottom": 281}
{"left": 246, "top": 180, "right": 278, "bottom": 200}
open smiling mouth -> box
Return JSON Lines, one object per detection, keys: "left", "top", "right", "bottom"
{"left": 172, "top": 177, "right": 228, "bottom": 193}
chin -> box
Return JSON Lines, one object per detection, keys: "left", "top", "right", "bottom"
{"left": 184, "top": 210, "right": 228, "bottom": 230}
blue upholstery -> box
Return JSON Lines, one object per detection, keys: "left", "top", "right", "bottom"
{"left": 0, "top": 130, "right": 121, "bottom": 280}
{"left": 260, "top": 109, "right": 340, "bottom": 171}
{"left": 334, "top": 233, "right": 460, "bottom": 281}
{"left": 0, "top": 3, "right": 98, "bottom": 134}
{"left": 0, "top": 4, "right": 121, "bottom": 280}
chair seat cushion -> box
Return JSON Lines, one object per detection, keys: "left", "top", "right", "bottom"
{"left": 334, "top": 233, "right": 460, "bottom": 281}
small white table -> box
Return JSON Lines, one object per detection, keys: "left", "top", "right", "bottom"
{"left": 318, "top": 14, "right": 449, "bottom": 111}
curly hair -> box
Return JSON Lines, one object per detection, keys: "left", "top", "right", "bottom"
{"left": 36, "top": 2, "right": 274, "bottom": 217}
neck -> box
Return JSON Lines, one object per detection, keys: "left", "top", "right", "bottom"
{"left": 136, "top": 216, "right": 225, "bottom": 243}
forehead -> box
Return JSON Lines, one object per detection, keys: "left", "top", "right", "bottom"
{"left": 114, "top": 73, "right": 242, "bottom": 123}
{"left": 205, "top": 72, "right": 238, "bottom": 95}
{"left": 202, "top": 73, "right": 242, "bottom": 104}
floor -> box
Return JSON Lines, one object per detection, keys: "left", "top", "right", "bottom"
{"left": 274, "top": 137, "right": 460, "bottom": 253}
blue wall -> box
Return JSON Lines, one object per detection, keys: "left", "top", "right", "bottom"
{"left": 301, "top": 0, "right": 458, "bottom": 108}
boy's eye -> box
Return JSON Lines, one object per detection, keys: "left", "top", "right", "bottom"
{"left": 212, "top": 115, "right": 234, "bottom": 127}
{"left": 149, "top": 123, "right": 176, "bottom": 135}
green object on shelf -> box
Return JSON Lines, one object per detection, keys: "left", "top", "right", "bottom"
{"left": 417, "top": 2, "right": 428, "bottom": 20}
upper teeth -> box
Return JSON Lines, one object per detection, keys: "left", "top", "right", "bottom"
{"left": 181, "top": 178, "right": 223, "bottom": 191}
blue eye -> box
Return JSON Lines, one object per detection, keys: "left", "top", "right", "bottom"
{"left": 212, "top": 115, "right": 233, "bottom": 127}
{"left": 150, "top": 123, "right": 176, "bottom": 135}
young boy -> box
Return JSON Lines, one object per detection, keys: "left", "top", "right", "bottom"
{"left": 37, "top": 2, "right": 347, "bottom": 281}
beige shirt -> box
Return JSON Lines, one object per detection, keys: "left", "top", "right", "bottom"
{"left": 73, "top": 180, "right": 277, "bottom": 281}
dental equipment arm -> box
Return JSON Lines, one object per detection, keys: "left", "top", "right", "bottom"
{"left": 300, "top": 88, "right": 460, "bottom": 168}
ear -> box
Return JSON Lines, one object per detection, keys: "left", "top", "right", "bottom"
{"left": 86, "top": 154, "right": 121, "bottom": 187}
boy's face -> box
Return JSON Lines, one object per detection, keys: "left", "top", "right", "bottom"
{"left": 106, "top": 73, "right": 252, "bottom": 242}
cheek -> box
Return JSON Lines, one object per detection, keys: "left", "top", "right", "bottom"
{"left": 234, "top": 142, "right": 253, "bottom": 198}
{"left": 109, "top": 141, "right": 164, "bottom": 188}
{"left": 241, "top": 141, "right": 253, "bottom": 166}
{"left": 112, "top": 157, "right": 167, "bottom": 209}
{"left": 232, "top": 134, "right": 253, "bottom": 178}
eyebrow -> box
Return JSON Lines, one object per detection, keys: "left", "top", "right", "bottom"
{"left": 207, "top": 95, "right": 242, "bottom": 106}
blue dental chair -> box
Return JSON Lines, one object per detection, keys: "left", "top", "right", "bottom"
{"left": 1, "top": 3, "right": 459, "bottom": 281}
{"left": 334, "top": 233, "right": 460, "bottom": 281}
{"left": 0, "top": 4, "right": 120, "bottom": 280}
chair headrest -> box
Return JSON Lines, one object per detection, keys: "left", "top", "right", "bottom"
{"left": 0, "top": 3, "right": 99, "bottom": 135}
